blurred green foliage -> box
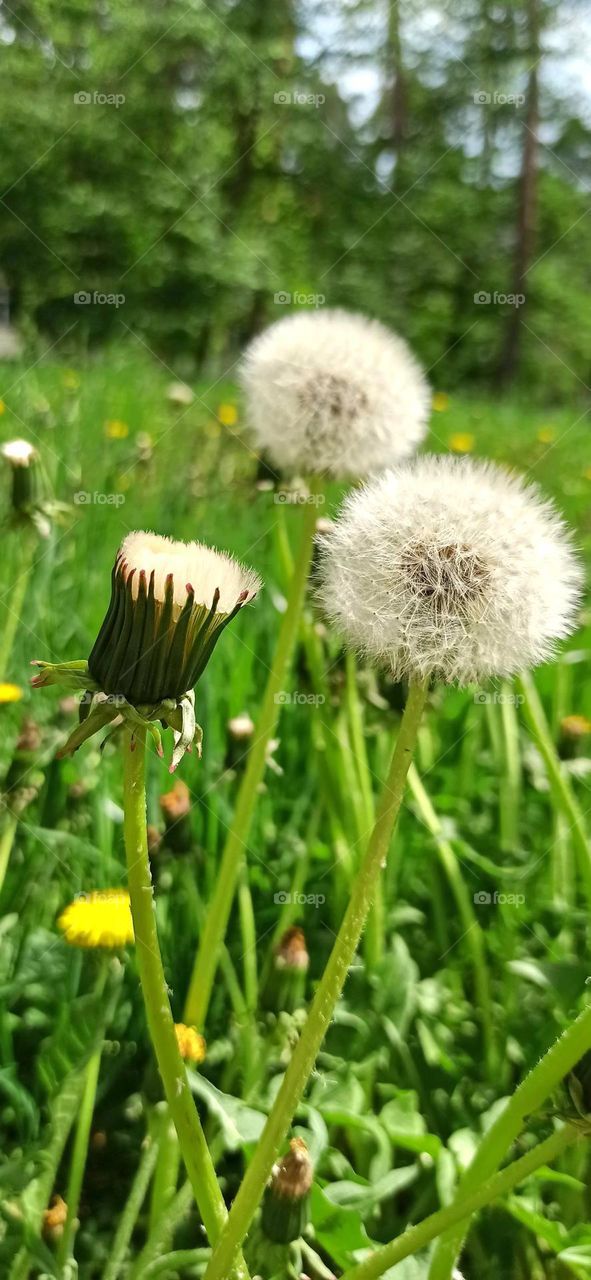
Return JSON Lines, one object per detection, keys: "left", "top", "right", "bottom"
{"left": 0, "top": 0, "right": 590, "bottom": 394}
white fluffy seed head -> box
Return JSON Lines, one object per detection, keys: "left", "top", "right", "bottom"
{"left": 119, "top": 532, "right": 261, "bottom": 614}
{"left": 317, "top": 456, "right": 583, "bottom": 685}
{"left": 1, "top": 439, "right": 38, "bottom": 467}
{"left": 241, "top": 309, "right": 430, "bottom": 477}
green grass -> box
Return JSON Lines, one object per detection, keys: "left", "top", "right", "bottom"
{"left": 1, "top": 344, "right": 591, "bottom": 1280}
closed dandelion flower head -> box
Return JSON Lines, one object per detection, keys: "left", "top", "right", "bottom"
{"left": 175, "top": 1022, "right": 206, "bottom": 1063}
{"left": 88, "top": 531, "right": 261, "bottom": 705}
{"left": 58, "top": 890, "right": 134, "bottom": 949}
{"left": 241, "top": 309, "right": 430, "bottom": 478}
{"left": 318, "top": 456, "right": 583, "bottom": 685}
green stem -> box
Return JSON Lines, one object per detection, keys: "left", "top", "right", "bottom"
{"left": 407, "top": 763, "right": 498, "bottom": 1078}
{"left": 203, "top": 678, "right": 429, "bottom": 1280}
{"left": 102, "top": 1131, "right": 160, "bottom": 1280}
{"left": 499, "top": 683, "right": 521, "bottom": 852}
{"left": 57, "top": 1046, "right": 102, "bottom": 1270}
{"left": 427, "top": 999, "right": 591, "bottom": 1280}
{"left": 128, "top": 1180, "right": 194, "bottom": 1280}
{"left": 0, "top": 813, "right": 18, "bottom": 897}
{"left": 183, "top": 483, "right": 322, "bottom": 1029}
{"left": 57, "top": 957, "right": 110, "bottom": 1271}
{"left": 342, "top": 1125, "right": 581, "bottom": 1280}
{"left": 518, "top": 670, "right": 591, "bottom": 900}
{"left": 0, "top": 532, "right": 36, "bottom": 682}
{"left": 344, "top": 651, "right": 383, "bottom": 967}
{"left": 122, "top": 729, "right": 250, "bottom": 1280}
{"left": 147, "top": 1107, "right": 180, "bottom": 1236}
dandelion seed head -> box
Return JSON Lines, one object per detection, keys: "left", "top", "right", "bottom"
{"left": 120, "top": 531, "right": 261, "bottom": 614}
{"left": 318, "top": 456, "right": 583, "bottom": 684}
{"left": 241, "top": 309, "right": 430, "bottom": 477}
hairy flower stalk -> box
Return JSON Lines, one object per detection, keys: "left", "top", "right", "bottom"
{"left": 203, "top": 455, "right": 581, "bottom": 1280}
{"left": 33, "top": 530, "right": 260, "bottom": 1279}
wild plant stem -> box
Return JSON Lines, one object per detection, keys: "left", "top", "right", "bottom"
{"left": 183, "top": 483, "right": 322, "bottom": 1029}
{"left": 427, "top": 999, "right": 591, "bottom": 1280}
{"left": 57, "top": 957, "right": 109, "bottom": 1271}
{"left": 342, "top": 1124, "right": 581, "bottom": 1280}
{"left": 518, "top": 670, "right": 591, "bottom": 900}
{"left": 499, "top": 681, "right": 521, "bottom": 852}
{"left": 203, "top": 678, "right": 429, "bottom": 1280}
{"left": 0, "top": 531, "right": 36, "bottom": 683}
{"left": 0, "top": 813, "right": 18, "bottom": 897}
{"left": 344, "top": 650, "right": 384, "bottom": 967}
{"left": 122, "top": 729, "right": 250, "bottom": 1280}
{"left": 102, "top": 1131, "right": 160, "bottom": 1280}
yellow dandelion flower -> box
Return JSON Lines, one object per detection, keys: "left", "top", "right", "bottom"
{"left": 0, "top": 683, "right": 23, "bottom": 704}
{"left": 561, "top": 714, "right": 591, "bottom": 738}
{"left": 63, "top": 371, "right": 80, "bottom": 391}
{"left": 217, "top": 403, "right": 238, "bottom": 427}
{"left": 537, "top": 427, "right": 555, "bottom": 444}
{"left": 432, "top": 392, "right": 449, "bottom": 412}
{"left": 175, "top": 1023, "right": 206, "bottom": 1064}
{"left": 0, "top": 400, "right": 5, "bottom": 415}
{"left": 105, "top": 419, "right": 129, "bottom": 440}
{"left": 448, "top": 432, "right": 475, "bottom": 454}
{"left": 58, "top": 890, "right": 134, "bottom": 949}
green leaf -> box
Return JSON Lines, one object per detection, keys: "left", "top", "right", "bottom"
{"left": 310, "top": 1183, "right": 372, "bottom": 1270}
{"left": 380, "top": 1093, "right": 441, "bottom": 1159}
{"left": 187, "top": 1072, "right": 266, "bottom": 1149}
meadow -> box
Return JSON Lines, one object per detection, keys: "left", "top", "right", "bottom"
{"left": 1, "top": 342, "right": 591, "bottom": 1280}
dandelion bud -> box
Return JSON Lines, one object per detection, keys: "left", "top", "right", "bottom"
{"left": 318, "top": 457, "right": 582, "bottom": 685}
{"left": 160, "top": 779, "right": 192, "bottom": 853}
{"left": 88, "top": 531, "right": 261, "bottom": 705}
{"left": 561, "top": 715, "right": 591, "bottom": 739}
{"left": 42, "top": 1195, "right": 68, "bottom": 1242}
{"left": 274, "top": 926, "right": 309, "bottom": 974}
{"left": 242, "top": 309, "right": 429, "bottom": 478}
{"left": 1, "top": 438, "right": 40, "bottom": 510}
{"left": 261, "top": 1138, "right": 313, "bottom": 1244}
